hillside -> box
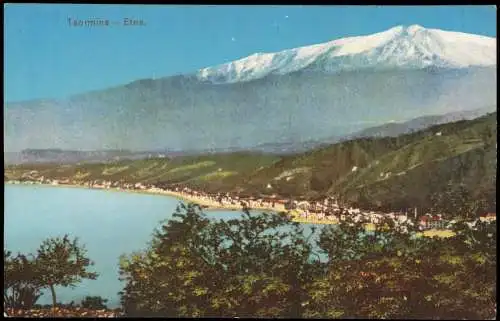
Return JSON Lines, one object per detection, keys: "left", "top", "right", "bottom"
{"left": 5, "top": 113, "right": 497, "bottom": 213}
{"left": 345, "top": 106, "right": 495, "bottom": 139}
{"left": 337, "top": 118, "right": 496, "bottom": 209}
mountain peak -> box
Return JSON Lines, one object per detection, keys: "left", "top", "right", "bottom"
{"left": 388, "top": 24, "right": 425, "bottom": 33}
{"left": 406, "top": 24, "right": 425, "bottom": 32}
{"left": 196, "top": 25, "right": 495, "bottom": 84}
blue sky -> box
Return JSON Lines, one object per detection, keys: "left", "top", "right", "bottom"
{"left": 4, "top": 4, "right": 497, "bottom": 102}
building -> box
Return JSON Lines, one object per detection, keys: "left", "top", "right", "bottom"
{"left": 297, "top": 201, "right": 310, "bottom": 211}
{"left": 480, "top": 212, "right": 496, "bottom": 222}
{"left": 419, "top": 214, "right": 446, "bottom": 230}
{"left": 428, "top": 216, "right": 446, "bottom": 229}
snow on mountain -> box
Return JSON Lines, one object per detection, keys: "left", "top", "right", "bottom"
{"left": 196, "top": 25, "right": 496, "bottom": 83}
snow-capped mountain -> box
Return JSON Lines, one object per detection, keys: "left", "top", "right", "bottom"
{"left": 4, "top": 25, "right": 496, "bottom": 153}
{"left": 197, "top": 25, "right": 496, "bottom": 84}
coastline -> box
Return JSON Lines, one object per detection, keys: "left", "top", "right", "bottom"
{"left": 4, "top": 182, "right": 258, "bottom": 211}
{"left": 5, "top": 182, "right": 338, "bottom": 224}
{"left": 5, "top": 183, "right": 459, "bottom": 233}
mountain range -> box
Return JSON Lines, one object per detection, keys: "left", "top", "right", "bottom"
{"left": 4, "top": 25, "right": 496, "bottom": 153}
{"left": 5, "top": 112, "right": 496, "bottom": 213}
{"left": 3, "top": 149, "right": 168, "bottom": 165}
{"left": 345, "top": 106, "right": 496, "bottom": 140}
{"left": 233, "top": 105, "right": 497, "bottom": 154}
{"left": 4, "top": 106, "right": 495, "bottom": 165}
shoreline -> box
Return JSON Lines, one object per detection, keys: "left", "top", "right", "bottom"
{"left": 6, "top": 182, "right": 338, "bottom": 224}
{"left": 5, "top": 183, "right": 459, "bottom": 233}
{"left": 4, "top": 181, "right": 268, "bottom": 211}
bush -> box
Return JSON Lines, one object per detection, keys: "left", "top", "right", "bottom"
{"left": 80, "top": 296, "right": 108, "bottom": 310}
{"left": 3, "top": 250, "right": 43, "bottom": 310}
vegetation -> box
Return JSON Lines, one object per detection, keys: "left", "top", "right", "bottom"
{"left": 118, "top": 203, "right": 328, "bottom": 317}
{"left": 4, "top": 250, "right": 43, "bottom": 310}
{"left": 117, "top": 204, "right": 496, "bottom": 318}
{"left": 35, "top": 235, "right": 99, "bottom": 312}
{"left": 80, "top": 296, "right": 109, "bottom": 310}
{"left": 3, "top": 235, "right": 98, "bottom": 313}
{"left": 4, "top": 203, "right": 496, "bottom": 318}
{"left": 5, "top": 113, "right": 496, "bottom": 216}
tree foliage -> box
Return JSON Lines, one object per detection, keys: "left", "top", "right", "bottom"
{"left": 430, "top": 181, "right": 490, "bottom": 219}
{"left": 119, "top": 203, "right": 496, "bottom": 318}
{"left": 119, "top": 203, "right": 322, "bottom": 317}
{"left": 308, "top": 216, "right": 496, "bottom": 319}
{"left": 80, "top": 296, "right": 108, "bottom": 310}
{"left": 34, "top": 235, "right": 99, "bottom": 310}
{"left": 4, "top": 250, "right": 43, "bottom": 310}
{"left": 4, "top": 235, "right": 99, "bottom": 313}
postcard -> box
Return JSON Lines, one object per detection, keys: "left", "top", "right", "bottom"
{"left": 4, "top": 4, "right": 497, "bottom": 319}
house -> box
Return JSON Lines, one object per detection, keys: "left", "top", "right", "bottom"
{"left": 350, "top": 208, "right": 361, "bottom": 214}
{"left": 419, "top": 215, "right": 446, "bottom": 230}
{"left": 446, "top": 220, "right": 457, "bottom": 229}
{"left": 418, "top": 216, "right": 430, "bottom": 230}
{"left": 428, "top": 215, "right": 446, "bottom": 229}
{"left": 480, "top": 212, "right": 496, "bottom": 222}
{"left": 396, "top": 214, "right": 408, "bottom": 223}
{"left": 297, "top": 201, "right": 310, "bottom": 211}
{"left": 309, "top": 205, "right": 323, "bottom": 214}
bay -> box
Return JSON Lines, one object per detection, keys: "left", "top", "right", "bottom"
{"left": 4, "top": 184, "right": 324, "bottom": 308}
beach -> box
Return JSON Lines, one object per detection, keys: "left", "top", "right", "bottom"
{"left": 5, "top": 181, "right": 292, "bottom": 216}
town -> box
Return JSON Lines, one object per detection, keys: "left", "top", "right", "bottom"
{"left": 7, "top": 173, "right": 496, "bottom": 232}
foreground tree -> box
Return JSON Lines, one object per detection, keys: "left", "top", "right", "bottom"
{"left": 119, "top": 203, "right": 320, "bottom": 317}
{"left": 118, "top": 202, "right": 496, "bottom": 318}
{"left": 34, "top": 235, "right": 98, "bottom": 313}
{"left": 4, "top": 250, "right": 43, "bottom": 310}
{"left": 306, "top": 216, "right": 496, "bottom": 319}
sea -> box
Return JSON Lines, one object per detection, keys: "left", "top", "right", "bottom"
{"left": 4, "top": 184, "right": 325, "bottom": 308}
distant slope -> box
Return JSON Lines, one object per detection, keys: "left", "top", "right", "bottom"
{"left": 269, "top": 106, "right": 496, "bottom": 155}
{"left": 5, "top": 113, "right": 496, "bottom": 213}
{"left": 3, "top": 149, "right": 171, "bottom": 165}
{"left": 4, "top": 105, "right": 494, "bottom": 165}
{"left": 346, "top": 106, "right": 496, "bottom": 139}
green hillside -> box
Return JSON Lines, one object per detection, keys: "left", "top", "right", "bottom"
{"left": 5, "top": 152, "right": 280, "bottom": 190}
{"left": 5, "top": 112, "right": 496, "bottom": 213}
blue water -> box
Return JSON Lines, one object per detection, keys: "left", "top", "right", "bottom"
{"left": 4, "top": 184, "right": 324, "bottom": 308}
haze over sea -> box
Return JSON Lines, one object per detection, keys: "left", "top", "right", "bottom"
{"left": 4, "top": 184, "right": 322, "bottom": 308}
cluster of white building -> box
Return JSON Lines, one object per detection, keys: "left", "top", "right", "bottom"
{"left": 290, "top": 199, "right": 417, "bottom": 231}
